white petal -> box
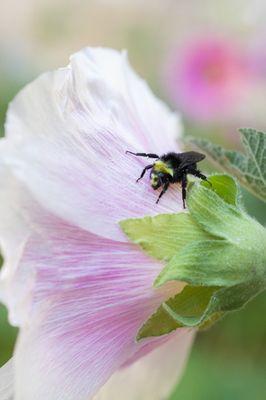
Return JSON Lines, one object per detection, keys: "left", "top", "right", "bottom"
{"left": 94, "top": 329, "right": 195, "bottom": 400}
{"left": 0, "top": 359, "right": 14, "bottom": 400}
{"left": 69, "top": 48, "right": 182, "bottom": 151}
{"left": 0, "top": 167, "right": 33, "bottom": 325}
{"left": 2, "top": 47, "right": 183, "bottom": 241}
{"left": 6, "top": 47, "right": 181, "bottom": 152}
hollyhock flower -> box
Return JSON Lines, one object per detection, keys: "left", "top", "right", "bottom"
{"left": 164, "top": 37, "right": 249, "bottom": 122}
{"left": 0, "top": 48, "right": 194, "bottom": 400}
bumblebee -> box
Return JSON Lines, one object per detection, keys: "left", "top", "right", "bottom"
{"left": 126, "top": 150, "right": 208, "bottom": 208}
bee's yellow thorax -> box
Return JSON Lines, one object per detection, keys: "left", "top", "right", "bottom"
{"left": 153, "top": 160, "right": 174, "bottom": 177}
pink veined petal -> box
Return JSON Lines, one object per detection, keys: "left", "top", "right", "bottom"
{"left": 2, "top": 127, "right": 184, "bottom": 242}
{"left": 94, "top": 329, "right": 195, "bottom": 400}
{"left": 0, "top": 174, "right": 184, "bottom": 400}
{"left": 0, "top": 166, "right": 163, "bottom": 324}
{"left": 8, "top": 213, "right": 185, "bottom": 400}
{"left": 0, "top": 170, "right": 190, "bottom": 400}
{"left": 0, "top": 359, "right": 13, "bottom": 400}
{"left": 0, "top": 330, "right": 195, "bottom": 400}
{"left": 2, "top": 47, "right": 183, "bottom": 241}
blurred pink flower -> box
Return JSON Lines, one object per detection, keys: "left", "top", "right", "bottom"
{"left": 165, "top": 37, "right": 249, "bottom": 122}
{"left": 0, "top": 48, "right": 194, "bottom": 400}
{"left": 247, "top": 41, "right": 266, "bottom": 78}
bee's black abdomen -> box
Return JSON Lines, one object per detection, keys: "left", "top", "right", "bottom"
{"left": 160, "top": 152, "right": 182, "bottom": 168}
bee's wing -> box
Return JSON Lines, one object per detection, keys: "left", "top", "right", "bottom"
{"left": 178, "top": 151, "right": 206, "bottom": 169}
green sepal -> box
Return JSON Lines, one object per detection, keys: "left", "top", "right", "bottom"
{"left": 137, "top": 280, "right": 265, "bottom": 341}
{"left": 198, "top": 312, "right": 224, "bottom": 331}
{"left": 154, "top": 240, "right": 260, "bottom": 288}
{"left": 187, "top": 182, "right": 246, "bottom": 242}
{"left": 137, "top": 286, "right": 218, "bottom": 340}
{"left": 120, "top": 213, "right": 215, "bottom": 262}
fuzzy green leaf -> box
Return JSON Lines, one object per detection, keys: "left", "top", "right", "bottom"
{"left": 188, "top": 128, "right": 266, "bottom": 201}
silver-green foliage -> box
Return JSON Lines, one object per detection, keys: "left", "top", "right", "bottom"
{"left": 188, "top": 128, "right": 266, "bottom": 202}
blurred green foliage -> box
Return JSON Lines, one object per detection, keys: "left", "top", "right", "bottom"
{"left": 0, "top": 67, "right": 28, "bottom": 138}
{"left": 171, "top": 349, "right": 266, "bottom": 400}
{"left": 0, "top": 303, "right": 17, "bottom": 366}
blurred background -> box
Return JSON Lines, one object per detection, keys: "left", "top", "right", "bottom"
{"left": 0, "top": 1, "right": 265, "bottom": 399}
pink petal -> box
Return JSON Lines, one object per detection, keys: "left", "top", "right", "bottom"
{"left": 94, "top": 330, "right": 195, "bottom": 400}
{"left": 0, "top": 172, "right": 186, "bottom": 400}
{"left": 8, "top": 213, "right": 185, "bottom": 400}
{"left": 2, "top": 48, "right": 183, "bottom": 241}
{"left": 1, "top": 330, "right": 195, "bottom": 400}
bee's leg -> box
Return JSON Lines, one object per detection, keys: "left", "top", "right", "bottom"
{"left": 126, "top": 151, "right": 159, "bottom": 159}
{"left": 136, "top": 164, "right": 153, "bottom": 182}
{"left": 189, "top": 169, "right": 212, "bottom": 186}
{"left": 181, "top": 174, "right": 187, "bottom": 209}
{"left": 156, "top": 182, "right": 169, "bottom": 204}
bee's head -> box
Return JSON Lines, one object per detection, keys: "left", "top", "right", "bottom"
{"left": 150, "top": 171, "right": 163, "bottom": 190}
